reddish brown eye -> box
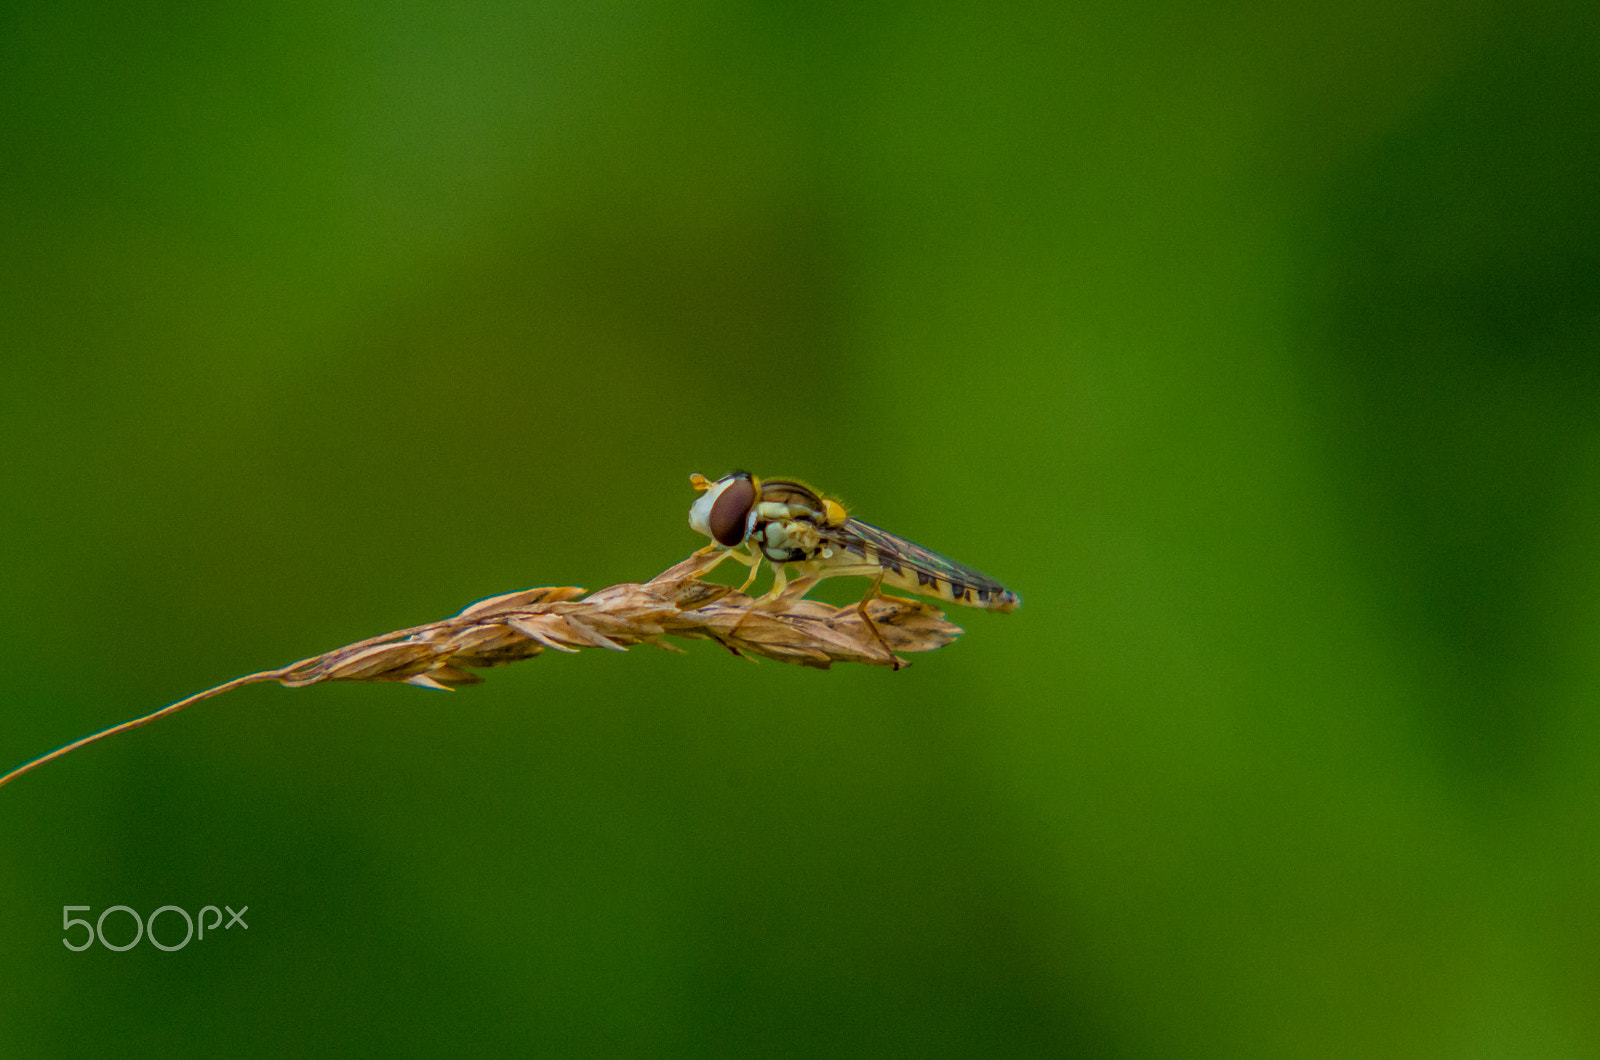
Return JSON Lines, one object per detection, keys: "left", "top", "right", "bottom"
{"left": 709, "top": 475, "right": 756, "bottom": 546}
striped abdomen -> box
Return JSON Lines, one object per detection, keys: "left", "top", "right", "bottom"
{"left": 829, "top": 519, "right": 1020, "bottom": 613}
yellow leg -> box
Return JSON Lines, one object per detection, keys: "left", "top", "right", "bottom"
{"left": 736, "top": 542, "right": 764, "bottom": 594}
{"left": 695, "top": 542, "right": 762, "bottom": 589}
{"left": 855, "top": 570, "right": 902, "bottom": 668}
{"left": 729, "top": 550, "right": 780, "bottom": 646}
{"left": 778, "top": 573, "right": 820, "bottom": 600}
{"left": 765, "top": 562, "right": 789, "bottom": 600}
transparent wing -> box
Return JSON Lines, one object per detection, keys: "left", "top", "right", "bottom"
{"left": 824, "top": 518, "right": 1011, "bottom": 597}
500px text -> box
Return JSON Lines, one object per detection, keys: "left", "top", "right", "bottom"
{"left": 62, "top": 904, "right": 249, "bottom": 951}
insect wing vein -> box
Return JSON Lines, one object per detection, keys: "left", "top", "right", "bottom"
{"left": 830, "top": 519, "right": 1006, "bottom": 594}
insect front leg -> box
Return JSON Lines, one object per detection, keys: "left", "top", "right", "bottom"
{"left": 692, "top": 543, "right": 760, "bottom": 585}
{"left": 699, "top": 542, "right": 764, "bottom": 593}
{"left": 726, "top": 551, "right": 789, "bottom": 650}
{"left": 735, "top": 542, "right": 765, "bottom": 594}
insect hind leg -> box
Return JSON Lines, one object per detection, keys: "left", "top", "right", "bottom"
{"left": 854, "top": 570, "right": 906, "bottom": 670}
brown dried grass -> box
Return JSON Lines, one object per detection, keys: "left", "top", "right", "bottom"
{"left": 1, "top": 551, "right": 963, "bottom": 788}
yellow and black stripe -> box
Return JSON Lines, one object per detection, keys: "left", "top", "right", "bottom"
{"left": 693, "top": 471, "right": 1021, "bottom": 613}
{"left": 830, "top": 519, "right": 1021, "bottom": 613}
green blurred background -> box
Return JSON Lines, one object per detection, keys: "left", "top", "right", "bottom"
{"left": 3, "top": 0, "right": 1598, "bottom": 1055}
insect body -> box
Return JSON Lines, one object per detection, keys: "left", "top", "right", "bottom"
{"left": 688, "top": 471, "right": 1021, "bottom": 613}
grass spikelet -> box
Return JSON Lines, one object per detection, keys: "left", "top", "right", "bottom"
{"left": 1, "top": 551, "right": 964, "bottom": 789}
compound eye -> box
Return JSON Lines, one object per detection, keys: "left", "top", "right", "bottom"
{"left": 709, "top": 474, "right": 757, "bottom": 546}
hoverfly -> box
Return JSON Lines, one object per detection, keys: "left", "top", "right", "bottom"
{"left": 688, "top": 471, "right": 1021, "bottom": 614}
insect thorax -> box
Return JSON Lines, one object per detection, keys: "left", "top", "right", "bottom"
{"left": 750, "top": 517, "right": 826, "bottom": 563}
